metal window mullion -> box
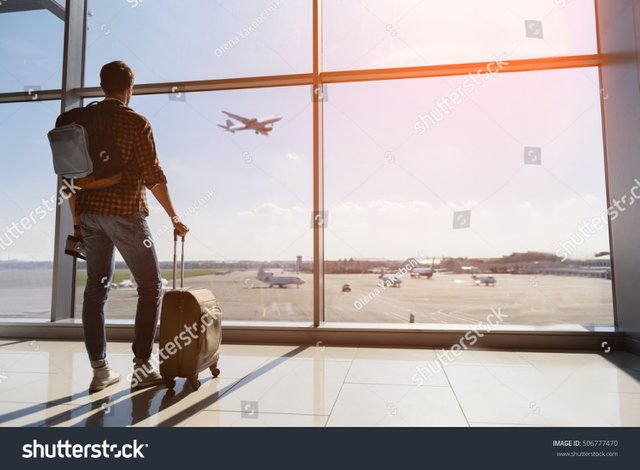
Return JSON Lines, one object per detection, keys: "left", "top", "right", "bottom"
{"left": 50, "top": 0, "right": 87, "bottom": 322}
{"left": 313, "top": 0, "right": 325, "bottom": 327}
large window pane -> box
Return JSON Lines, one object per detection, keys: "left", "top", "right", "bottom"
{"left": 324, "top": 67, "right": 613, "bottom": 329}
{"left": 323, "top": 0, "right": 597, "bottom": 71}
{"left": 0, "top": 101, "right": 60, "bottom": 321}
{"left": 85, "top": 0, "right": 311, "bottom": 85}
{"left": 0, "top": 5, "right": 65, "bottom": 93}
{"left": 74, "top": 87, "right": 313, "bottom": 322}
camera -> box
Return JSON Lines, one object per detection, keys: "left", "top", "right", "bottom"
{"left": 65, "top": 235, "right": 87, "bottom": 260}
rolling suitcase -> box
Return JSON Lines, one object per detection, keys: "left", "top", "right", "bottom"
{"left": 159, "top": 231, "right": 222, "bottom": 390}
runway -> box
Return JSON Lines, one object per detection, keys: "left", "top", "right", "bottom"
{"left": 70, "top": 270, "right": 614, "bottom": 329}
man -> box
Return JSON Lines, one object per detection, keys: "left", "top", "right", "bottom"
{"left": 69, "top": 61, "right": 188, "bottom": 392}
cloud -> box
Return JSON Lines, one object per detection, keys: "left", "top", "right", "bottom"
{"left": 368, "top": 199, "right": 434, "bottom": 213}
{"left": 286, "top": 151, "right": 301, "bottom": 161}
{"left": 332, "top": 202, "right": 364, "bottom": 214}
{"left": 237, "top": 203, "right": 308, "bottom": 219}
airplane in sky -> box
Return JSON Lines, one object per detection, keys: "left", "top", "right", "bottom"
{"left": 257, "top": 269, "right": 305, "bottom": 288}
{"left": 217, "top": 111, "right": 283, "bottom": 136}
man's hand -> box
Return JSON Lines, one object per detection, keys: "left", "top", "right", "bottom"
{"left": 173, "top": 218, "right": 189, "bottom": 238}
{"left": 150, "top": 183, "right": 190, "bottom": 238}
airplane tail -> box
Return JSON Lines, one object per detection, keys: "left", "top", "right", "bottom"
{"left": 217, "top": 120, "right": 236, "bottom": 133}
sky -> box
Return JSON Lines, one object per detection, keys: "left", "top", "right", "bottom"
{"left": 0, "top": 0, "right": 610, "bottom": 263}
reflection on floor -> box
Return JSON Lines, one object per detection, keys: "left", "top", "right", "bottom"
{"left": 0, "top": 340, "right": 639, "bottom": 427}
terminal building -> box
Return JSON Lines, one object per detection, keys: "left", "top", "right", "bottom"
{"left": 0, "top": 0, "right": 638, "bottom": 428}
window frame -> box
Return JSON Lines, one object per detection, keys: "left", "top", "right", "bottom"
{"left": 0, "top": 0, "right": 622, "bottom": 351}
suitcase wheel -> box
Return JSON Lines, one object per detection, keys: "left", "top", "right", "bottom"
{"left": 210, "top": 365, "right": 220, "bottom": 378}
{"left": 188, "top": 375, "right": 201, "bottom": 391}
{"left": 163, "top": 377, "right": 176, "bottom": 390}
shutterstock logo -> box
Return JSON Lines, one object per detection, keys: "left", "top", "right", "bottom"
{"left": 22, "top": 440, "right": 148, "bottom": 459}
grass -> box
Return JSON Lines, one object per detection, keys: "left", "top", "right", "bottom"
{"left": 75, "top": 268, "right": 218, "bottom": 286}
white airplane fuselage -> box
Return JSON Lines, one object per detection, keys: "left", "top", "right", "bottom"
{"left": 257, "top": 269, "right": 305, "bottom": 288}
{"left": 411, "top": 268, "right": 434, "bottom": 279}
{"left": 218, "top": 111, "right": 283, "bottom": 135}
{"left": 380, "top": 274, "right": 402, "bottom": 287}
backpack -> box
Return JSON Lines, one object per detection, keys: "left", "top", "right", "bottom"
{"left": 48, "top": 101, "right": 124, "bottom": 190}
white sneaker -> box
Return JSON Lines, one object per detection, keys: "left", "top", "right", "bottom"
{"left": 131, "top": 361, "right": 164, "bottom": 390}
{"left": 89, "top": 363, "right": 121, "bottom": 392}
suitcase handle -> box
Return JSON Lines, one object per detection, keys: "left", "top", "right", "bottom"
{"left": 173, "top": 229, "right": 185, "bottom": 290}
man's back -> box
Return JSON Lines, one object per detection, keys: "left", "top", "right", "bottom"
{"left": 74, "top": 98, "right": 166, "bottom": 217}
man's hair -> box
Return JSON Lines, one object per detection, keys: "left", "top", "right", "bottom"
{"left": 100, "top": 61, "right": 135, "bottom": 94}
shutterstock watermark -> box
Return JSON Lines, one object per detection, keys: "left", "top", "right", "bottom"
{"left": 143, "top": 188, "right": 214, "bottom": 248}
{"left": 556, "top": 178, "right": 640, "bottom": 261}
{"left": 414, "top": 53, "right": 510, "bottom": 135}
{"left": 127, "top": 304, "right": 221, "bottom": 387}
{"left": 412, "top": 308, "right": 508, "bottom": 386}
{"left": 554, "top": 0, "right": 574, "bottom": 9}
{"left": 0, "top": 180, "right": 80, "bottom": 251}
{"left": 214, "top": 0, "right": 282, "bottom": 57}
{"left": 354, "top": 258, "right": 419, "bottom": 311}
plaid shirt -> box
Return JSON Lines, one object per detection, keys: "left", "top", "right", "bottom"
{"left": 75, "top": 98, "right": 167, "bottom": 217}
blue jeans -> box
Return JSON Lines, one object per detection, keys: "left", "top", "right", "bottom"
{"left": 80, "top": 212, "right": 162, "bottom": 363}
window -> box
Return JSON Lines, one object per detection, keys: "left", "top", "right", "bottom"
{"left": 324, "top": 67, "right": 614, "bottom": 329}
{"left": 85, "top": 0, "right": 312, "bottom": 85}
{"left": 0, "top": 0, "right": 613, "bottom": 332}
{"left": 0, "top": 101, "right": 60, "bottom": 321}
{"left": 323, "top": 0, "right": 597, "bottom": 71}
{"left": 0, "top": 6, "right": 64, "bottom": 93}
{"left": 73, "top": 87, "right": 313, "bottom": 323}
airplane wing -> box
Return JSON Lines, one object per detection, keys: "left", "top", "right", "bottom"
{"left": 255, "top": 127, "right": 273, "bottom": 135}
{"left": 223, "top": 111, "right": 252, "bottom": 125}
{"left": 257, "top": 116, "right": 282, "bottom": 125}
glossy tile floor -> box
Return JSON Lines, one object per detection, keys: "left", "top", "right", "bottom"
{"left": 0, "top": 339, "right": 639, "bottom": 427}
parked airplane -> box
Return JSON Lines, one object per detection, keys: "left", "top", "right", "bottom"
{"left": 217, "top": 111, "right": 282, "bottom": 136}
{"left": 379, "top": 270, "right": 402, "bottom": 287}
{"left": 381, "top": 275, "right": 402, "bottom": 287}
{"left": 473, "top": 275, "right": 497, "bottom": 286}
{"left": 410, "top": 267, "right": 435, "bottom": 279}
{"left": 213, "top": 270, "right": 233, "bottom": 276}
{"left": 117, "top": 278, "right": 135, "bottom": 289}
{"left": 257, "top": 268, "right": 305, "bottom": 288}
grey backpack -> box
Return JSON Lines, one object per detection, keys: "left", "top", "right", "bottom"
{"left": 48, "top": 101, "right": 124, "bottom": 190}
{"left": 48, "top": 123, "right": 93, "bottom": 179}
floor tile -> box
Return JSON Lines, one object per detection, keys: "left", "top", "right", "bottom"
{"left": 517, "top": 351, "right": 629, "bottom": 369}
{"left": 42, "top": 377, "right": 238, "bottom": 428}
{"left": 345, "top": 347, "right": 449, "bottom": 386}
{"left": 445, "top": 364, "right": 640, "bottom": 426}
{"left": 443, "top": 350, "right": 533, "bottom": 367}
{"left": 293, "top": 346, "right": 359, "bottom": 362}
{"left": 0, "top": 340, "right": 638, "bottom": 427}
{"left": 347, "top": 357, "right": 449, "bottom": 387}
{"left": 0, "top": 402, "right": 79, "bottom": 427}
{"left": 207, "top": 358, "right": 350, "bottom": 415}
{"left": 0, "top": 351, "right": 54, "bottom": 374}
{"left": 354, "top": 347, "right": 436, "bottom": 361}
{"left": 326, "top": 384, "right": 468, "bottom": 427}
